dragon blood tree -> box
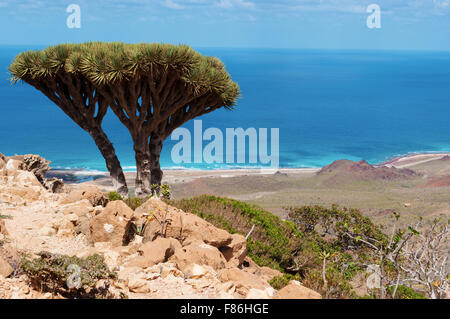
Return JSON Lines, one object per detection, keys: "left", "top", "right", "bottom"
{"left": 76, "top": 42, "right": 239, "bottom": 196}
{"left": 10, "top": 42, "right": 240, "bottom": 197}
{"left": 9, "top": 44, "right": 129, "bottom": 196}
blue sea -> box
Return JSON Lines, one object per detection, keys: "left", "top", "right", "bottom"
{"left": 1, "top": 46, "right": 449, "bottom": 172}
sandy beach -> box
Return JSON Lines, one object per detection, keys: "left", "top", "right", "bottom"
{"left": 48, "top": 152, "right": 450, "bottom": 190}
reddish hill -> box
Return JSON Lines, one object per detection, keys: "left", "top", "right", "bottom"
{"left": 421, "top": 174, "right": 450, "bottom": 188}
{"left": 317, "top": 159, "right": 418, "bottom": 185}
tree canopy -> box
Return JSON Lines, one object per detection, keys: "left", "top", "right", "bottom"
{"left": 10, "top": 42, "right": 239, "bottom": 109}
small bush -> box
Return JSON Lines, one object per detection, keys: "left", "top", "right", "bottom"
{"left": 21, "top": 252, "right": 118, "bottom": 298}
{"left": 108, "top": 192, "right": 123, "bottom": 202}
{"left": 160, "top": 184, "right": 172, "bottom": 200}
{"left": 387, "top": 285, "right": 427, "bottom": 299}
{"left": 269, "top": 274, "right": 302, "bottom": 290}
{"left": 125, "top": 197, "right": 144, "bottom": 210}
{"left": 169, "top": 196, "right": 383, "bottom": 299}
{"left": 168, "top": 195, "right": 304, "bottom": 272}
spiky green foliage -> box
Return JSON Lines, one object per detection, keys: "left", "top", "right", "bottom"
{"left": 9, "top": 42, "right": 240, "bottom": 108}
{"left": 21, "top": 251, "right": 118, "bottom": 298}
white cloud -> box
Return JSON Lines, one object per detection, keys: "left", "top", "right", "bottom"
{"left": 163, "top": 0, "right": 185, "bottom": 10}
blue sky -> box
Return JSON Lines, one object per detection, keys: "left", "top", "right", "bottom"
{"left": 0, "top": 0, "right": 449, "bottom": 50}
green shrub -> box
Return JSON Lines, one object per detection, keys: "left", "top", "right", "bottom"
{"left": 21, "top": 252, "right": 118, "bottom": 298}
{"left": 168, "top": 195, "right": 304, "bottom": 272}
{"left": 168, "top": 196, "right": 384, "bottom": 299}
{"left": 387, "top": 285, "right": 427, "bottom": 299}
{"left": 269, "top": 274, "right": 302, "bottom": 290}
{"left": 108, "top": 192, "right": 123, "bottom": 202}
{"left": 286, "top": 204, "right": 387, "bottom": 250}
{"left": 160, "top": 184, "right": 172, "bottom": 200}
{"left": 125, "top": 197, "right": 144, "bottom": 210}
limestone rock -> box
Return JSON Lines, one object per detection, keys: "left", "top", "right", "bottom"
{"left": 74, "top": 215, "right": 92, "bottom": 239}
{"left": 61, "top": 199, "right": 94, "bottom": 217}
{"left": 145, "top": 262, "right": 184, "bottom": 278}
{"left": 0, "top": 257, "right": 13, "bottom": 278}
{"left": 126, "top": 237, "right": 181, "bottom": 268}
{"left": 90, "top": 201, "right": 133, "bottom": 247}
{"left": 220, "top": 233, "right": 247, "bottom": 267}
{"left": 5, "top": 159, "right": 21, "bottom": 171}
{"left": 44, "top": 178, "right": 65, "bottom": 193}
{"left": 274, "top": 282, "right": 322, "bottom": 299}
{"left": 62, "top": 185, "right": 108, "bottom": 207}
{"left": 135, "top": 198, "right": 232, "bottom": 247}
{"left": 242, "top": 264, "right": 283, "bottom": 282}
{"left": 127, "top": 277, "right": 150, "bottom": 293}
{"left": 169, "top": 241, "right": 227, "bottom": 273}
{"left": 0, "top": 219, "right": 8, "bottom": 236}
{"left": 246, "top": 287, "right": 275, "bottom": 299}
{"left": 13, "top": 171, "right": 42, "bottom": 188}
{"left": 0, "top": 192, "right": 25, "bottom": 206}
{"left": 218, "top": 267, "right": 271, "bottom": 296}
{"left": 2, "top": 187, "right": 40, "bottom": 202}
{"left": 20, "top": 154, "right": 50, "bottom": 184}
{"left": 103, "top": 200, "right": 134, "bottom": 220}
{"left": 183, "top": 264, "right": 214, "bottom": 279}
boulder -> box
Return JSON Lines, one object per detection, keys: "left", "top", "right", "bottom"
{"left": 13, "top": 171, "right": 42, "bottom": 188}
{"left": 246, "top": 288, "right": 275, "bottom": 299}
{"left": 5, "top": 159, "right": 21, "bottom": 171}
{"left": 169, "top": 241, "right": 227, "bottom": 273}
{"left": 0, "top": 192, "right": 25, "bottom": 206}
{"left": 60, "top": 199, "right": 94, "bottom": 217}
{"left": 135, "top": 198, "right": 232, "bottom": 247}
{"left": 0, "top": 156, "right": 5, "bottom": 170}
{"left": 144, "top": 262, "right": 184, "bottom": 279}
{"left": 1, "top": 154, "right": 65, "bottom": 193}
{"left": 217, "top": 268, "right": 271, "bottom": 296}
{"left": 62, "top": 185, "right": 108, "bottom": 207}
{"left": 0, "top": 219, "right": 8, "bottom": 236}
{"left": 126, "top": 237, "right": 181, "bottom": 268}
{"left": 44, "top": 178, "right": 65, "bottom": 193}
{"left": 50, "top": 216, "right": 75, "bottom": 237}
{"left": 274, "top": 282, "right": 322, "bottom": 299}
{"left": 0, "top": 256, "right": 13, "bottom": 278}
{"left": 90, "top": 201, "right": 133, "bottom": 247}
{"left": 242, "top": 264, "right": 283, "bottom": 282}
{"left": 74, "top": 215, "right": 92, "bottom": 239}
{"left": 104, "top": 200, "right": 134, "bottom": 220}
{"left": 127, "top": 277, "right": 150, "bottom": 294}
{"left": 20, "top": 154, "right": 50, "bottom": 184}
{"left": 220, "top": 233, "right": 247, "bottom": 267}
{"left": 2, "top": 187, "right": 40, "bottom": 202}
{"left": 183, "top": 263, "right": 213, "bottom": 279}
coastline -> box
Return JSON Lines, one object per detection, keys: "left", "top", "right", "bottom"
{"left": 47, "top": 152, "right": 450, "bottom": 188}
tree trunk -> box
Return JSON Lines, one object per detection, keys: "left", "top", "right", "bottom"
{"left": 134, "top": 136, "right": 152, "bottom": 197}
{"left": 149, "top": 134, "right": 164, "bottom": 189}
{"left": 89, "top": 126, "right": 128, "bottom": 197}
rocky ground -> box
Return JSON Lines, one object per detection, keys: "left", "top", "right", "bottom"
{"left": 0, "top": 153, "right": 321, "bottom": 299}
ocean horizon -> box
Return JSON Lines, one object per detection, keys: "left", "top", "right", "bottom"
{"left": 1, "top": 46, "right": 450, "bottom": 172}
